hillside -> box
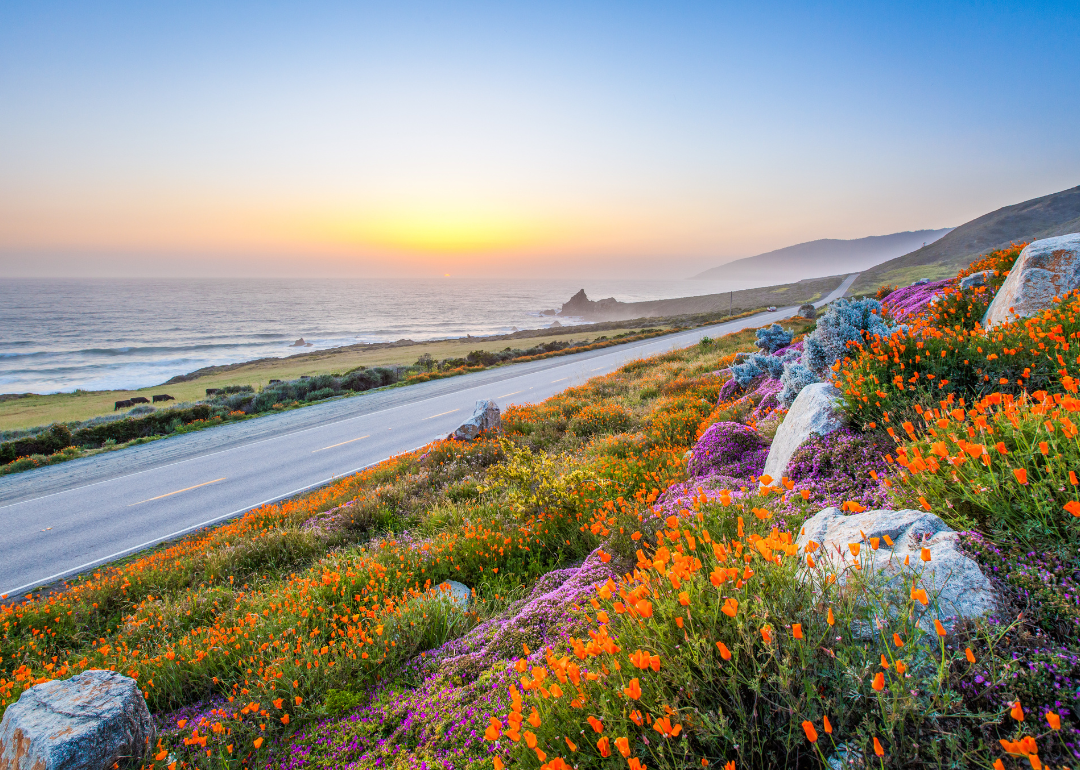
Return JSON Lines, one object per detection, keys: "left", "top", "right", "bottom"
{"left": 692, "top": 229, "right": 951, "bottom": 282}
{"left": 558, "top": 274, "right": 846, "bottom": 321}
{"left": 851, "top": 183, "right": 1080, "bottom": 293}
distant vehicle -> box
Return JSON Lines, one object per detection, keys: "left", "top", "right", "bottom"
{"left": 767, "top": 306, "right": 777, "bottom": 312}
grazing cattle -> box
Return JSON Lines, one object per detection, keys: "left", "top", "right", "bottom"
{"left": 114, "top": 400, "right": 133, "bottom": 411}
{"left": 268, "top": 379, "right": 282, "bottom": 384}
{"left": 206, "top": 388, "right": 220, "bottom": 396}
{"left": 129, "top": 396, "right": 150, "bottom": 404}
{"left": 152, "top": 394, "right": 175, "bottom": 403}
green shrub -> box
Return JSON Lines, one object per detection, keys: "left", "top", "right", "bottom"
{"left": 568, "top": 403, "right": 633, "bottom": 437}
{"left": 894, "top": 389, "right": 1080, "bottom": 547}
{"left": 838, "top": 293, "right": 1080, "bottom": 428}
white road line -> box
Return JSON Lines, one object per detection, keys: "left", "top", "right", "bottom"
{"left": 312, "top": 435, "right": 370, "bottom": 453}
{"left": 129, "top": 477, "right": 226, "bottom": 506}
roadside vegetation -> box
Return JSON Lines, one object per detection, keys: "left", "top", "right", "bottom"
{"left": 0, "top": 327, "right": 672, "bottom": 476}
{"left": 5, "top": 246, "right": 1076, "bottom": 768}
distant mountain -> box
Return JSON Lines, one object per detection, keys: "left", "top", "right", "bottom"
{"left": 692, "top": 229, "right": 953, "bottom": 282}
{"left": 851, "top": 184, "right": 1080, "bottom": 294}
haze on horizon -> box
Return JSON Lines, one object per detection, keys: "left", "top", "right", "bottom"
{"left": 1, "top": 1, "right": 1078, "bottom": 281}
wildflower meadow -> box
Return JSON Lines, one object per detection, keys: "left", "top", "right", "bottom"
{"left": 4, "top": 245, "right": 1080, "bottom": 768}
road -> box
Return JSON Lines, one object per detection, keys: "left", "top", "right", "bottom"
{"left": 0, "top": 274, "right": 857, "bottom": 597}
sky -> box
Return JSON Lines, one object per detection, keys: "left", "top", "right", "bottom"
{"left": 1, "top": 1, "right": 1078, "bottom": 279}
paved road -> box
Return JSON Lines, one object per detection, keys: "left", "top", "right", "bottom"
{"left": 0, "top": 275, "right": 857, "bottom": 597}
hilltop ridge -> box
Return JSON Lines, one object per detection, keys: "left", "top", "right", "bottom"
{"left": 693, "top": 229, "right": 952, "bottom": 282}
{"left": 851, "top": 184, "right": 1080, "bottom": 292}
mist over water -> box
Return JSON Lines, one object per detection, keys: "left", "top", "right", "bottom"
{"left": 0, "top": 277, "right": 764, "bottom": 394}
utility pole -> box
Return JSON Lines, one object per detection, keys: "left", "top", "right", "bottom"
{"left": 730, "top": 291, "right": 733, "bottom": 317}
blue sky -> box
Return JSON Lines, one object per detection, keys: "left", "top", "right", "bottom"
{"left": 0, "top": 1, "right": 1077, "bottom": 277}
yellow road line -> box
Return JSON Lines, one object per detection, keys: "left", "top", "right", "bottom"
{"left": 551, "top": 377, "right": 568, "bottom": 383}
{"left": 423, "top": 408, "right": 460, "bottom": 420}
{"left": 129, "top": 477, "right": 226, "bottom": 506}
{"left": 312, "top": 435, "right": 370, "bottom": 453}
{"left": 497, "top": 390, "right": 523, "bottom": 398}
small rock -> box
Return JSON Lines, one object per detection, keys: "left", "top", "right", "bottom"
{"left": 449, "top": 400, "right": 502, "bottom": 441}
{"left": 437, "top": 580, "right": 472, "bottom": 609}
{"left": 0, "top": 669, "right": 155, "bottom": 770}
{"left": 797, "top": 303, "right": 816, "bottom": 320}
{"left": 826, "top": 744, "right": 865, "bottom": 769}
{"left": 761, "top": 382, "right": 843, "bottom": 481}
{"left": 796, "top": 507, "right": 999, "bottom": 633}
{"left": 959, "top": 270, "right": 990, "bottom": 290}
{"left": 983, "top": 233, "right": 1080, "bottom": 328}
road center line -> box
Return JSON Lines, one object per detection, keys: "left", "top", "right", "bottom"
{"left": 497, "top": 390, "right": 523, "bottom": 398}
{"left": 551, "top": 377, "right": 568, "bottom": 383}
{"left": 590, "top": 366, "right": 606, "bottom": 371}
{"left": 422, "top": 408, "right": 461, "bottom": 420}
{"left": 312, "top": 435, "right": 370, "bottom": 453}
{"left": 128, "top": 477, "right": 226, "bottom": 506}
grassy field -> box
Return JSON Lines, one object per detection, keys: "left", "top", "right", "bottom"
{"left": 0, "top": 325, "right": 663, "bottom": 431}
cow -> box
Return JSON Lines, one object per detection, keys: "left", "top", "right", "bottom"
{"left": 114, "top": 400, "right": 134, "bottom": 411}
{"left": 129, "top": 396, "right": 150, "bottom": 404}
{"left": 206, "top": 388, "right": 220, "bottom": 396}
{"left": 152, "top": 394, "right": 175, "bottom": 403}
{"left": 269, "top": 379, "right": 282, "bottom": 384}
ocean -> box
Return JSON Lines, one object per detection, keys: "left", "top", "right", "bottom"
{"left": 0, "top": 277, "right": 760, "bottom": 394}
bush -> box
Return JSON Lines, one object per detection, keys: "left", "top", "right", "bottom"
{"left": 755, "top": 323, "right": 793, "bottom": 353}
{"left": 894, "top": 389, "right": 1080, "bottom": 547}
{"left": 687, "top": 421, "right": 769, "bottom": 479}
{"left": 918, "top": 244, "right": 1024, "bottom": 331}
{"left": 0, "top": 423, "right": 72, "bottom": 465}
{"left": 837, "top": 293, "right": 1080, "bottom": 428}
{"left": 305, "top": 387, "right": 338, "bottom": 402}
{"left": 568, "top": 404, "right": 633, "bottom": 437}
{"left": 784, "top": 427, "right": 892, "bottom": 509}
{"left": 880, "top": 279, "right": 954, "bottom": 321}
{"left": 763, "top": 298, "right": 897, "bottom": 407}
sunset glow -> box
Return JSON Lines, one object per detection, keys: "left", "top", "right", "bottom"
{"left": 0, "top": 2, "right": 1077, "bottom": 278}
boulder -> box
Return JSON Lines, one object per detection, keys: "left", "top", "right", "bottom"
{"left": 449, "top": 400, "right": 502, "bottom": 441}
{"left": 983, "top": 234, "right": 1080, "bottom": 327}
{"left": 796, "top": 507, "right": 999, "bottom": 633}
{"left": 761, "top": 382, "right": 843, "bottom": 481}
{"left": 0, "top": 670, "right": 155, "bottom": 770}
{"left": 797, "top": 303, "right": 816, "bottom": 320}
{"left": 959, "top": 270, "right": 990, "bottom": 290}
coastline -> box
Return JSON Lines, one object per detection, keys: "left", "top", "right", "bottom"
{"left": 0, "top": 272, "right": 849, "bottom": 432}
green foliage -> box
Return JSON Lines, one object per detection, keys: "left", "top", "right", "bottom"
{"left": 568, "top": 403, "right": 634, "bottom": 437}
{"left": 894, "top": 390, "right": 1080, "bottom": 547}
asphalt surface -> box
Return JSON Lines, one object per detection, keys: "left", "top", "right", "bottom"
{"left": 0, "top": 274, "right": 857, "bottom": 597}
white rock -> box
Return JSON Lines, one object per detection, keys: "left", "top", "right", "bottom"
{"left": 0, "top": 669, "right": 155, "bottom": 770}
{"left": 960, "top": 270, "right": 990, "bottom": 290}
{"left": 796, "top": 507, "right": 999, "bottom": 633}
{"left": 449, "top": 400, "right": 502, "bottom": 441}
{"left": 983, "top": 234, "right": 1080, "bottom": 328}
{"left": 761, "top": 382, "right": 843, "bottom": 481}
{"left": 437, "top": 580, "right": 472, "bottom": 609}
